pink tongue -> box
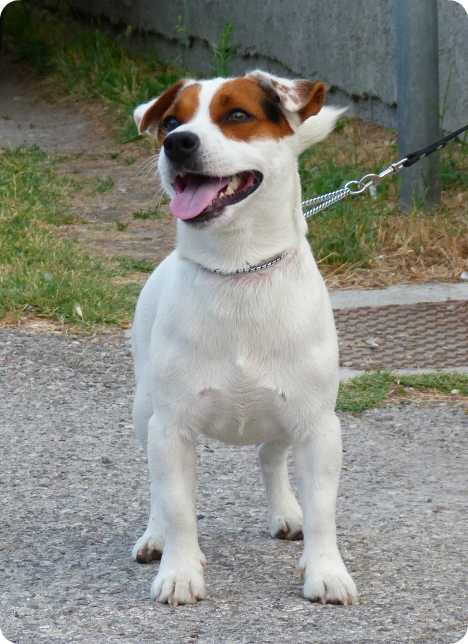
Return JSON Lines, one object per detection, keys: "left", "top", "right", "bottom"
{"left": 170, "top": 175, "right": 231, "bottom": 220}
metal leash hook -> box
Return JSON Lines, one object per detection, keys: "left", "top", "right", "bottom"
{"left": 302, "top": 158, "right": 409, "bottom": 217}
{"left": 345, "top": 158, "right": 408, "bottom": 195}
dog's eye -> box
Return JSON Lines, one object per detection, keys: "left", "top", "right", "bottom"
{"left": 226, "top": 109, "right": 252, "bottom": 123}
{"left": 162, "top": 116, "right": 180, "bottom": 132}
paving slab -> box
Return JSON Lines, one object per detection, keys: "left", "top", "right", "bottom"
{"left": 1, "top": 329, "right": 467, "bottom": 644}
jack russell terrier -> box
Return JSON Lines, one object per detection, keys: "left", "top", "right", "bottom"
{"left": 131, "top": 70, "right": 357, "bottom": 607}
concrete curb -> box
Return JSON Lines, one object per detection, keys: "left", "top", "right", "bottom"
{"left": 340, "top": 366, "right": 468, "bottom": 381}
{"left": 330, "top": 282, "right": 468, "bottom": 310}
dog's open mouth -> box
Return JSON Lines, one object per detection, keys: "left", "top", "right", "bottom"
{"left": 170, "top": 171, "right": 263, "bottom": 223}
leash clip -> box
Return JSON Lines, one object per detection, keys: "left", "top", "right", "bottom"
{"left": 346, "top": 158, "right": 408, "bottom": 195}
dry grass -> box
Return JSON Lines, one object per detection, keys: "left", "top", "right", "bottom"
{"left": 384, "top": 389, "right": 468, "bottom": 408}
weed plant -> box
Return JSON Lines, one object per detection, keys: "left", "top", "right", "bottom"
{"left": 133, "top": 209, "right": 161, "bottom": 220}
{"left": 209, "top": 23, "right": 238, "bottom": 77}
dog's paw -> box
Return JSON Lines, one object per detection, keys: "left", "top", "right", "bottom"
{"left": 269, "top": 504, "right": 303, "bottom": 540}
{"left": 300, "top": 554, "right": 357, "bottom": 606}
{"left": 150, "top": 553, "right": 207, "bottom": 606}
{"left": 132, "top": 531, "right": 164, "bottom": 563}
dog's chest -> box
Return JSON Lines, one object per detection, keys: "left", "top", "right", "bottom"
{"left": 149, "top": 262, "right": 336, "bottom": 444}
{"left": 158, "top": 339, "right": 295, "bottom": 444}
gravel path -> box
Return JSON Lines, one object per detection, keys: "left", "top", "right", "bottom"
{"left": 1, "top": 329, "right": 467, "bottom": 644}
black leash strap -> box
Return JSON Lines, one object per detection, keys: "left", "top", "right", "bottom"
{"left": 403, "top": 123, "right": 468, "bottom": 167}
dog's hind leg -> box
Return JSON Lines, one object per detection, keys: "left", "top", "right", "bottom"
{"left": 132, "top": 480, "right": 164, "bottom": 563}
{"left": 132, "top": 374, "right": 153, "bottom": 453}
{"left": 256, "top": 440, "right": 303, "bottom": 540}
{"left": 293, "top": 412, "right": 357, "bottom": 605}
{"left": 132, "top": 379, "right": 164, "bottom": 563}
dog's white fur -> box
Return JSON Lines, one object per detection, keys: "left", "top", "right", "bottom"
{"left": 131, "top": 72, "right": 356, "bottom": 606}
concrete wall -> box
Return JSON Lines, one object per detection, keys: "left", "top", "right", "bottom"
{"left": 70, "top": 0, "right": 468, "bottom": 132}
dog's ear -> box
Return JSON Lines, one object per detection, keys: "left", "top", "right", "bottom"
{"left": 134, "top": 81, "right": 185, "bottom": 136}
{"left": 296, "top": 106, "right": 348, "bottom": 153}
{"left": 247, "top": 70, "right": 326, "bottom": 122}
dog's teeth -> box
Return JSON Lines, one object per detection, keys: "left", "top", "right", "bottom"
{"left": 223, "top": 176, "right": 241, "bottom": 197}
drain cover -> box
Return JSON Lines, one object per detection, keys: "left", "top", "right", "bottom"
{"left": 334, "top": 300, "right": 468, "bottom": 370}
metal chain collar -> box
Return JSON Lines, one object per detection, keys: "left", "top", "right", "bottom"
{"left": 201, "top": 251, "right": 290, "bottom": 275}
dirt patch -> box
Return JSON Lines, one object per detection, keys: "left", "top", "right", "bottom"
{"left": 0, "top": 62, "right": 110, "bottom": 152}
{"left": 384, "top": 390, "right": 468, "bottom": 408}
{"left": 55, "top": 150, "right": 177, "bottom": 265}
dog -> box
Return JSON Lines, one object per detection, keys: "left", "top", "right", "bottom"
{"left": 130, "top": 70, "right": 357, "bottom": 607}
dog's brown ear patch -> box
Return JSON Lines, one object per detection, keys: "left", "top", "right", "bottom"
{"left": 138, "top": 81, "right": 185, "bottom": 135}
{"left": 247, "top": 71, "right": 326, "bottom": 123}
{"left": 210, "top": 78, "right": 294, "bottom": 142}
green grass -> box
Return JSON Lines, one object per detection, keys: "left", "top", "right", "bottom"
{"left": 337, "top": 371, "right": 468, "bottom": 413}
{"left": 133, "top": 208, "right": 161, "bottom": 220}
{"left": 0, "top": 145, "right": 139, "bottom": 328}
{"left": 2, "top": 1, "right": 180, "bottom": 141}
{"left": 440, "top": 135, "right": 468, "bottom": 191}
{"left": 93, "top": 177, "right": 115, "bottom": 194}
{"left": 114, "top": 256, "right": 156, "bottom": 273}
{"left": 300, "top": 116, "right": 468, "bottom": 271}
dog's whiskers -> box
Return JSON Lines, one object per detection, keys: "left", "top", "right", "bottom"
{"left": 134, "top": 155, "right": 162, "bottom": 192}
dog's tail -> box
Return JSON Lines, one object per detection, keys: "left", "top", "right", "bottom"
{"left": 296, "top": 106, "right": 347, "bottom": 153}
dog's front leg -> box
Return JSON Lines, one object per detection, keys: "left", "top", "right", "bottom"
{"left": 293, "top": 413, "right": 357, "bottom": 605}
{"left": 147, "top": 415, "right": 206, "bottom": 606}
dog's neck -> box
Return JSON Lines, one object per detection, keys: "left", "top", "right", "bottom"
{"left": 176, "top": 172, "right": 307, "bottom": 274}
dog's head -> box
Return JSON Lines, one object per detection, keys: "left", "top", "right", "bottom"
{"left": 135, "top": 71, "right": 343, "bottom": 230}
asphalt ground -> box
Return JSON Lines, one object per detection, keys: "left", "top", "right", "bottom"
{"left": 1, "top": 328, "right": 467, "bottom": 644}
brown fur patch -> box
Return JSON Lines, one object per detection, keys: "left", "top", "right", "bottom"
{"left": 209, "top": 78, "right": 294, "bottom": 141}
{"left": 157, "top": 83, "right": 201, "bottom": 146}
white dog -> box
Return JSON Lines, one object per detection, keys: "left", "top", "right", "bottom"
{"left": 131, "top": 70, "right": 357, "bottom": 607}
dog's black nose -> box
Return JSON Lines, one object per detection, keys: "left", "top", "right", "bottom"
{"left": 163, "top": 131, "right": 200, "bottom": 164}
